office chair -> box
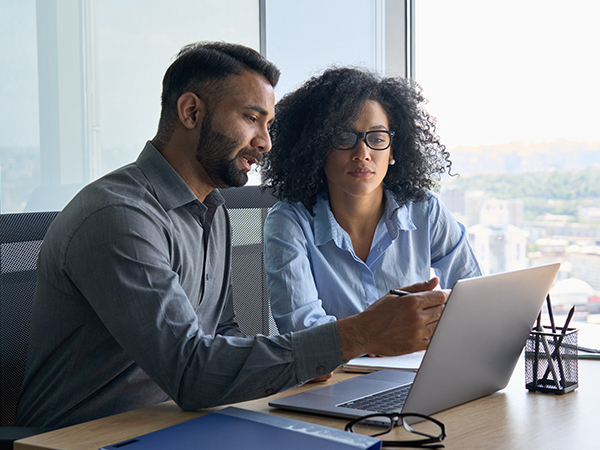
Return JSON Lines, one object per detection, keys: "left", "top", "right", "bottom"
{"left": 220, "top": 186, "right": 279, "bottom": 336}
{"left": 0, "top": 211, "right": 59, "bottom": 448}
{"left": 0, "top": 188, "right": 275, "bottom": 445}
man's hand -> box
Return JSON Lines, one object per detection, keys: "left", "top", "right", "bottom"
{"left": 337, "top": 278, "right": 448, "bottom": 361}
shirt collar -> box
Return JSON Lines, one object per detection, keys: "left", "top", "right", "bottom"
{"left": 313, "top": 193, "right": 341, "bottom": 247}
{"left": 313, "top": 189, "right": 416, "bottom": 246}
{"left": 135, "top": 141, "right": 225, "bottom": 212}
{"left": 383, "top": 189, "right": 416, "bottom": 238}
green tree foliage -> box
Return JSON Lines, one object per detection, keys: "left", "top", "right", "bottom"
{"left": 443, "top": 168, "right": 600, "bottom": 219}
{"left": 445, "top": 168, "right": 600, "bottom": 201}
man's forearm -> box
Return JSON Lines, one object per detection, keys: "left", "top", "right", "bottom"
{"left": 337, "top": 316, "right": 367, "bottom": 361}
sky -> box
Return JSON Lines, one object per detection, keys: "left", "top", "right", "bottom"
{"left": 2, "top": 0, "right": 599, "bottom": 154}
{"left": 414, "top": 0, "right": 600, "bottom": 148}
{"left": 0, "top": 0, "right": 259, "bottom": 153}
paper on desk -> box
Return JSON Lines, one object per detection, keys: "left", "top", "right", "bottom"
{"left": 342, "top": 351, "right": 425, "bottom": 373}
{"left": 569, "top": 322, "right": 600, "bottom": 359}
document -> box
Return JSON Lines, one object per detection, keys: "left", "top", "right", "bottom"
{"left": 576, "top": 322, "right": 600, "bottom": 360}
{"left": 342, "top": 352, "right": 425, "bottom": 373}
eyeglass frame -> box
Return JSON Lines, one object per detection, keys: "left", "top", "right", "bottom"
{"left": 345, "top": 412, "right": 446, "bottom": 448}
{"left": 331, "top": 130, "right": 396, "bottom": 151}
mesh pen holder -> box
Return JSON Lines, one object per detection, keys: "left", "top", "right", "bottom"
{"left": 525, "top": 326, "right": 578, "bottom": 394}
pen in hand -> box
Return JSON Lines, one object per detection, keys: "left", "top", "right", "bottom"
{"left": 389, "top": 289, "right": 411, "bottom": 297}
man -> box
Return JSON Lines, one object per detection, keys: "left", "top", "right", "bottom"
{"left": 16, "top": 42, "right": 447, "bottom": 428}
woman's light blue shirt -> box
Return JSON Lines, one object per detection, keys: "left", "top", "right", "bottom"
{"left": 264, "top": 190, "right": 484, "bottom": 334}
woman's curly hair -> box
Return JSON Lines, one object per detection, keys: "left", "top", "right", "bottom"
{"left": 260, "top": 67, "right": 452, "bottom": 211}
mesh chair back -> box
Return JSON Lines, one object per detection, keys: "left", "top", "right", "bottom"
{"left": 220, "top": 186, "right": 278, "bottom": 336}
{"left": 0, "top": 212, "right": 59, "bottom": 427}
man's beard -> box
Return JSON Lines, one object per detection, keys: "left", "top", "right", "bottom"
{"left": 195, "top": 114, "right": 255, "bottom": 188}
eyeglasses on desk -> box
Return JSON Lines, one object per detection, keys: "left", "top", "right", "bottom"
{"left": 345, "top": 412, "right": 446, "bottom": 448}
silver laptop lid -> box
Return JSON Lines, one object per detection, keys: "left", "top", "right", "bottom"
{"left": 402, "top": 262, "right": 561, "bottom": 415}
{"left": 270, "top": 263, "right": 560, "bottom": 419}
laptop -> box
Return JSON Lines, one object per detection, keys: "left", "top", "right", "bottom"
{"left": 269, "top": 263, "right": 561, "bottom": 420}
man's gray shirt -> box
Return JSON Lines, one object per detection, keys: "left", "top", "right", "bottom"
{"left": 16, "top": 142, "right": 342, "bottom": 428}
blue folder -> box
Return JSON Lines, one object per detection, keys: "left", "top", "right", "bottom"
{"left": 100, "top": 406, "right": 381, "bottom": 450}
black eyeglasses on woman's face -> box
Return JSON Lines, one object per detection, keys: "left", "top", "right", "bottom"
{"left": 332, "top": 130, "right": 395, "bottom": 151}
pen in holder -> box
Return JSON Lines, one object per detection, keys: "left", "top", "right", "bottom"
{"left": 525, "top": 325, "right": 578, "bottom": 394}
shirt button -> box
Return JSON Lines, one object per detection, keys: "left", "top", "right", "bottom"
{"left": 316, "top": 366, "right": 326, "bottom": 375}
{"left": 377, "top": 248, "right": 380, "bottom": 252}
{"left": 192, "top": 204, "right": 200, "bottom": 210}
{"left": 206, "top": 274, "right": 209, "bottom": 281}
{"left": 265, "top": 388, "right": 275, "bottom": 395}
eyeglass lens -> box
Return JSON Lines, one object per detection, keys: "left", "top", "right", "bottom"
{"left": 332, "top": 131, "right": 392, "bottom": 150}
{"left": 349, "top": 415, "right": 394, "bottom": 437}
{"left": 348, "top": 414, "right": 445, "bottom": 442}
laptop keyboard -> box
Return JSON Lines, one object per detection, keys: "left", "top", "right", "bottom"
{"left": 337, "top": 383, "right": 412, "bottom": 414}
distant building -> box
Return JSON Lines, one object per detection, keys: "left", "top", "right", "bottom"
{"left": 464, "top": 190, "right": 487, "bottom": 227}
{"left": 568, "top": 246, "right": 600, "bottom": 291}
{"left": 506, "top": 198, "right": 524, "bottom": 227}
{"left": 455, "top": 190, "right": 525, "bottom": 228}
{"left": 440, "top": 189, "right": 465, "bottom": 215}
{"left": 578, "top": 207, "right": 600, "bottom": 223}
{"left": 468, "top": 198, "right": 529, "bottom": 274}
{"left": 525, "top": 219, "right": 600, "bottom": 243}
{"left": 549, "top": 278, "right": 596, "bottom": 313}
{"left": 536, "top": 238, "right": 569, "bottom": 256}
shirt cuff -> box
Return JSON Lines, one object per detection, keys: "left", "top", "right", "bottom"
{"left": 291, "top": 321, "right": 343, "bottom": 381}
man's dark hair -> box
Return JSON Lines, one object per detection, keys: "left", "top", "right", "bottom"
{"left": 260, "top": 67, "right": 452, "bottom": 211}
{"left": 154, "top": 41, "right": 280, "bottom": 145}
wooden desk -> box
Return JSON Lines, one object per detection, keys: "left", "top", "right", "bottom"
{"left": 14, "top": 355, "right": 600, "bottom": 450}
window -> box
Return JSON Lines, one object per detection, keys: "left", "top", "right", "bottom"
{"left": 416, "top": 0, "right": 600, "bottom": 323}
{"left": 2, "top": 0, "right": 404, "bottom": 212}
{"left": 0, "top": 0, "right": 259, "bottom": 213}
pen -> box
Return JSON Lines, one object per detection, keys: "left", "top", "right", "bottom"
{"left": 561, "top": 306, "right": 575, "bottom": 335}
{"left": 545, "top": 294, "right": 563, "bottom": 387}
{"left": 539, "top": 332, "right": 561, "bottom": 389}
{"left": 578, "top": 346, "right": 600, "bottom": 354}
{"left": 554, "top": 306, "right": 575, "bottom": 388}
{"left": 389, "top": 289, "right": 411, "bottom": 297}
{"left": 533, "top": 311, "right": 542, "bottom": 389}
{"left": 546, "top": 294, "right": 557, "bottom": 333}
{"left": 541, "top": 306, "right": 575, "bottom": 389}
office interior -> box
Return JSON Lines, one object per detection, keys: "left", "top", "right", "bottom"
{"left": 2, "top": 0, "right": 600, "bottom": 448}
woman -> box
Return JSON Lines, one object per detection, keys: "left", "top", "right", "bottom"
{"left": 261, "top": 67, "right": 483, "bottom": 334}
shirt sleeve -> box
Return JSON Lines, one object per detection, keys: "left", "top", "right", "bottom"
{"left": 64, "top": 204, "right": 342, "bottom": 410}
{"left": 428, "top": 196, "right": 485, "bottom": 287}
{"left": 264, "top": 203, "right": 337, "bottom": 334}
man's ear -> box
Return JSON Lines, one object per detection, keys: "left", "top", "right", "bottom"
{"left": 177, "top": 92, "right": 206, "bottom": 130}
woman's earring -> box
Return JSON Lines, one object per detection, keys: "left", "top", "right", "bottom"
{"left": 389, "top": 159, "right": 396, "bottom": 165}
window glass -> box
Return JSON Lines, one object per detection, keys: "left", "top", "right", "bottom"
{"left": 97, "top": 0, "right": 259, "bottom": 174}
{"left": 416, "top": 0, "right": 600, "bottom": 325}
{"left": 0, "top": 0, "right": 259, "bottom": 213}
{"left": 2, "top": 0, "right": 395, "bottom": 211}
{"left": 266, "top": 0, "right": 383, "bottom": 98}
{"left": 0, "top": 0, "right": 39, "bottom": 213}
